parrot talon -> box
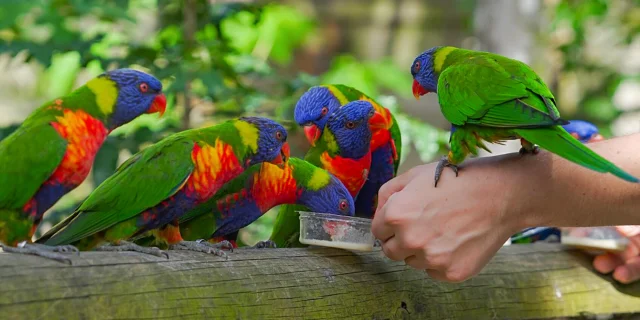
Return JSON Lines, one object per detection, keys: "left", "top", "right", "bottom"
{"left": 251, "top": 240, "right": 277, "bottom": 249}
{"left": 27, "top": 243, "right": 80, "bottom": 255}
{"left": 374, "top": 239, "right": 383, "bottom": 247}
{"left": 169, "top": 241, "right": 230, "bottom": 259}
{"left": 195, "top": 239, "right": 234, "bottom": 252}
{"left": 95, "top": 240, "right": 169, "bottom": 259}
{"left": 1, "top": 242, "right": 73, "bottom": 264}
{"left": 434, "top": 156, "right": 459, "bottom": 187}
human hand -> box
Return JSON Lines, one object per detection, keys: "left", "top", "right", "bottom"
{"left": 592, "top": 226, "right": 640, "bottom": 284}
{"left": 371, "top": 158, "right": 526, "bottom": 282}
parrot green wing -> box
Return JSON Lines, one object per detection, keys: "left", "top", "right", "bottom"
{"left": 437, "top": 56, "right": 565, "bottom": 128}
{"left": 388, "top": 113, "right": 402, "bottom": 175}
{"left": 41, "top": 134, "right": 196, "bottom": 245}
{"left": 0, "top": 121, "right": 67, "bottom": 209}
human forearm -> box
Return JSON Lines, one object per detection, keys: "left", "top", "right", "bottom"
{"left": 481, "top": 133, "right": 640, "bottom": 228}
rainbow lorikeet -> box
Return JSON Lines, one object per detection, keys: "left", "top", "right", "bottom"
{"left": 293, "top": 85, "right": 401, "bottom": 218}
{"left": 562, "top": 120, "right": 604, "bottom": 143}
{"left": 0, "top": 68, "right": 166, "bottom": 263}
{"left": 270, "top": 100, "right": 375, "bottom": 248}
{"left": 36, "top": 117, "right": 290, "bottom": 259}
{"left": 410, "top": 46, "right": 639, "bottom": 186}
{"left": 154, "top": 157, "right": 355, "bottom": 251}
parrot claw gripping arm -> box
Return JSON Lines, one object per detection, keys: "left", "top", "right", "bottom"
{"left": 434, "top": 155, "right": 459, "bottom": 187}
{"left": 0, "top": 241, "right": 75, "bottom": 265}
{"left": 519, "top": 138, "right": 541, "bottom": 155}
{"left": 168, "top": 240, "right": 232, "bottom": 260}
{"left": 95, "top": 240, "right": 169, "bottom": 259}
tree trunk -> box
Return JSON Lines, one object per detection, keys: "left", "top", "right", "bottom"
{"left": 1, "top": 244, "right": 639, "bottom": 319}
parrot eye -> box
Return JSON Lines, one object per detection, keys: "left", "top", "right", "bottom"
{"left": 345, "top": 121, "right": 355, "bottom": 129}
{"left": 275, "top": 131, "right": 283, "bottom": 140}
{"left": 413, "top": 61, "right": 421, "bottom": 74}
{"left": 339, "top": 199, "right": 348, "bottom": 212}
{"left": 139, "top": 82, "right": 149, "bottom": 93}
{"left": 321, "top": 107, "right": 329, "bottom": 116}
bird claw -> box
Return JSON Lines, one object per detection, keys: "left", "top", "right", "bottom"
{"left": 374, "top": 239, "right": 383, "bottom": 247}
{"left": 195, "top": 239, "right": 234, "bottom": 252}
{"left": 434, "top": 156, "right": 459, "bottom": 187}
{"left": 251, "top": 240, "right": 277, "bottom": 249}
{"left": 1, "top": 242, "right": 73, "bottom": 264}
{"left": 519, "top": 145, "right": 540, "bottom": 155}
{"left": 169, "top": 241, "right": 230, "bottom": 260}
{"left": 27, "top": 243, "right": 80, "bottom": 255}
{"left": 95, "top": 240, "right": 169, "bottom": 259}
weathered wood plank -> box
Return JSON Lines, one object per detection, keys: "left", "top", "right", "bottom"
{"left": 0, "top": 244, "right": 639, "bottom": 319}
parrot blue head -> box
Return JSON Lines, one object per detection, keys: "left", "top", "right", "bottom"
{"left": 299, "top": 174, "right": 355, "bottom": 216}
{"left": 101, "top": 68, "right": 166, "bottom": 130}
{"left": 238, "top": 117, "right": 291, "bottom": 168}
{"left": 294, "top": 86, "right": 343, "bottom": 146}
{"left": 562, "top": 120, "right": 604, "bottom": 143}
{"left": 325, "top": 100, "right": 374, "bottom": 159}
{"left": 411, "top": 46, "right": 443, "bottom": 99}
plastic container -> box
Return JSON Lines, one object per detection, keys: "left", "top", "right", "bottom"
{"left": 298, "top": 211, "right": 375, "bottom": 251}
{"left": 561, "top": 226, "right": 629, "bottom": 253}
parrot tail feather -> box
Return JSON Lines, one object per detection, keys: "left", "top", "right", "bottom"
{"left": 515, "top": 126, "right": 639, "bottom": 183}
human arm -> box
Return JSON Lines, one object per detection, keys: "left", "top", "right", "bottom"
{"left": 371, "top": 132, "right": 640, "bottom": 282}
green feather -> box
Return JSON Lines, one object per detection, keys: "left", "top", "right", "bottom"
{"left": 515, "top": 127, "right": 638, "bottom": 183}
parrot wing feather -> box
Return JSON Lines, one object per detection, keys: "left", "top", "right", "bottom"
{"left": 437, "top": 57, "right": 566, "bottom": 128}
{"left": 40, "top": 136, "right": 196, "bottom": 245}
{"left": 0, "top": 123, "right": 67, "bottom": 209}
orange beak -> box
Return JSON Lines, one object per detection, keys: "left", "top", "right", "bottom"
{"left": 588, "top": 133, "right": 604, "bottom": 143}
{"left": 412, "top": 79, "right": 429, "bottom": 100}
{"left": 271, "top": 142, "right": 291, "bottom": 169}
{"left": 303, "top": 124, "right": 321, "bottom": 146}
{"left": 146, "top": 93, "right": 167, "bottom": 117}
{"left": 368, "top": 111, "right": 388, "bottom": 130}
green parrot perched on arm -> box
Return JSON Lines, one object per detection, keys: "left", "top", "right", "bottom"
{"left": 269, "top": 100, "right": 375, "bottom": 248}
{"left": 0, "top": 68, "right": 166, "bottom": 263}
{"left": 410, "top": 46, "right": 638, "bottom": 186}
{"left": 36, "top": 117, "right": 290, "bottom": 259}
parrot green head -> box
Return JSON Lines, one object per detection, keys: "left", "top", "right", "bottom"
{"left": 81, "top": 68, "right": 167, "bottom": 130}
{"left": 410, "top": 46, "right": 456, "bottom": 99}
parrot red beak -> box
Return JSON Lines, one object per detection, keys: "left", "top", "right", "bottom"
{"left": 588, "top": 134, "right": 604, "bottom": 143}
{"left": 412, "top": 79, "right": 429, "bottom": 100}
{"left": 146, "top": 93, "right": 167, "bottom": 117}
{"left": 368, "top": 111, "right": 388, "bottom": 130}
{"left": 303, "top": 124, "right": 321, "bottom": 146}
{"left": 271, "top": 142, "right": 291, "bottom": 169}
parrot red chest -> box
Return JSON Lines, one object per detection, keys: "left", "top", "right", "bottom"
{"left": 49, "top": 108, "right": 109, "bottom": 186}
{"left": 185, "top": 139, "right": 244, "bottom": 201}
{"left": 22, "top": 108, "right": 108, "bottom": 217}
{"left": 320, "top": 151, "right": 372, "bottom": 198}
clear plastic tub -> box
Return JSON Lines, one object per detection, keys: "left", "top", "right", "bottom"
{"left": 561, "top": 226, "right": 629, "bottom": 253}
{"left": 298, "top": 211, "right": 375, "bottom": 251}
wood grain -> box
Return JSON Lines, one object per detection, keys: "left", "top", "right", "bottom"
{"left": 1, "top": 244, "right": 639, "bottom": 319}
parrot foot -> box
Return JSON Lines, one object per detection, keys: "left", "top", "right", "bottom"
{"left": 374, "top": 239, "right": 383, "bottom": 247}
{"left": 434, "top": 156, "right": 459, "bottom": 187}
{"left": 28, "top": 243, "right": 80, "bottom": 255}
{"left": 169, "top": 241, "right": 230, "bottom": 260}
{"left": 519, "top": 146, "right": 540, "bottom": 155}
{"left": 250, "top": 240, "right": 277, "bottom": 249}
{"left": 0, "top": 242, "right": 73, "bottom": 264}
{"left": 95, "top": 240, "right": 169, "bottom": 259}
